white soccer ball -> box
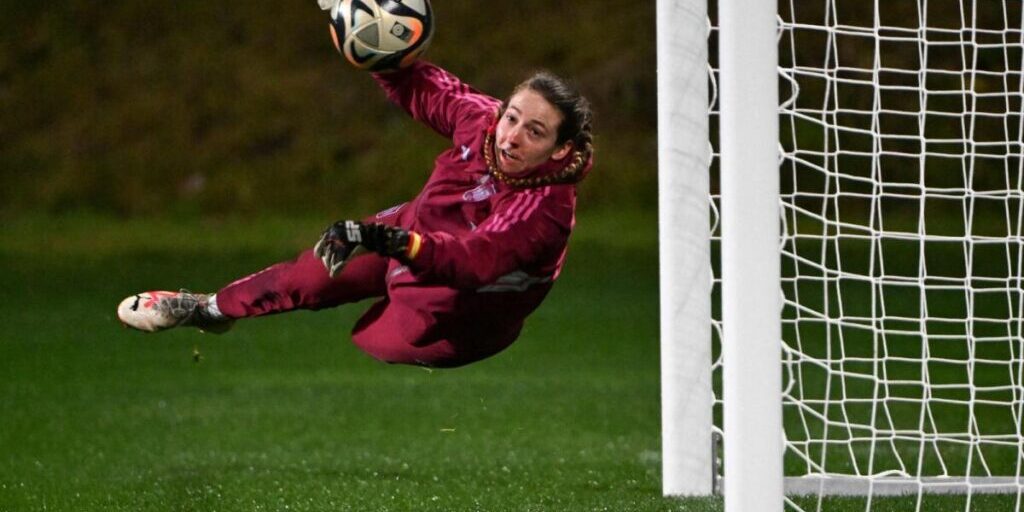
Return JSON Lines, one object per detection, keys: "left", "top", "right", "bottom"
{"left": 328, "top": 0, "right": 434, "bottom": 71}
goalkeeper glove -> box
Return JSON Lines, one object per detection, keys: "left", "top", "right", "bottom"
{"left": 314, "top": 220, "right": 419, "bottom": 278}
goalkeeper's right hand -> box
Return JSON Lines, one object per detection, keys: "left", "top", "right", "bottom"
{"left": 313, "top": 220, "right": 364, "bottom": 278}
{"left": 317, "top": 0, "right": 336, "bottom": 11}
{"left": 313, "top": 220, "right": 421, "bottom": 278}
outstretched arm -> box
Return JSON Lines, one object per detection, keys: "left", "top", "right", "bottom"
{"left": 372, "top": 61, "right": 501, "bottom": 139}
{"left": 314, "top": 188, "right": 575, "bottom": 287}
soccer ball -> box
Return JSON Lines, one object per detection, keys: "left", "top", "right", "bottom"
{"left": 328, "top": 0, "right": 434, "bottom": 71}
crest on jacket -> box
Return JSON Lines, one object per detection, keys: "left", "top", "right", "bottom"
{"left": 463, "top": 174, "right": 496, "bottom": 202}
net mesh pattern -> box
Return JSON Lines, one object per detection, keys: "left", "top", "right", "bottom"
{"left": 709, "top": 1, "right": 1024, "bottom": 508}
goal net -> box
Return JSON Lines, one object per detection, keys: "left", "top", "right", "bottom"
{"left": 707, "top": 0, "right": 1024, "bottom": 508}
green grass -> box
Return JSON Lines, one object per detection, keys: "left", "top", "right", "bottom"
{"left": 0, "top": 210, "right": 690, "bottom": 511}
{"left": 0, "top": 211, "right": 1019, "bottom": 511}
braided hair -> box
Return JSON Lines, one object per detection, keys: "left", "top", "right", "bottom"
{"left": 487, "top": 71, "right": 594, "bottom": 188}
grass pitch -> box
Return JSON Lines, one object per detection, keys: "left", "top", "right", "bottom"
{"left": 0, "top": 211, "right": 1018, "bottom": 511}
{"left": 0, "top": 211, "right": 688, "bottom": 511}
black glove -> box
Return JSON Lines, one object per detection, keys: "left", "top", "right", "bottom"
{"left": 357, "top": 222, "right": 412, "bottom": 257}
{"left": 313, "top": 220, "right": 412, "bottom": 278}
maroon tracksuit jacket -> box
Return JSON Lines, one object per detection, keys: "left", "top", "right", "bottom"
{"left": 217, "top": 61, "right": 591, "bottom": 367}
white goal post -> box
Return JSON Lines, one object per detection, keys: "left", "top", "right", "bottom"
{"left": 657, "top": 0, "right": 782, "bottom": 505}
{"left": 657, "top": 0, "right": 715, "bottom": 498}
{"left": 659, "top": 0, "right": 1024, "bottom": 510}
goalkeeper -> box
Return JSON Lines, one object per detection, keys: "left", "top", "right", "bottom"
{"left": 117, "top": 15, "right": 594, "bottom": 368}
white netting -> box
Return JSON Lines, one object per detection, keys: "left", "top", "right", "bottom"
{"left": 710, "top": 0, "right": 1024, "bottom": 509}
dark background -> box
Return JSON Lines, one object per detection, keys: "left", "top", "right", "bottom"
{"left": 0, "top": 1, "right": 657, "bottom": 218}
{"left": 3, "top": 1, "right": 1015, "bottom": 221}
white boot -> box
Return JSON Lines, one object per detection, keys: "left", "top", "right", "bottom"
{"left": 117, "top": 291, "right": 233, "bottom": 334}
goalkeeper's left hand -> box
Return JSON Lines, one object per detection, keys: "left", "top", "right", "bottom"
{"left": 314, "top": 220, "right": 419, "bottom": 278}
{"left": 317, "top": 0, "right": 336, "bottom": 11}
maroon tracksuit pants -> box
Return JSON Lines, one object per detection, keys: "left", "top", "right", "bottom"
{"left": 212, "top": 246, "right": 529, "bottom": 367}
{"left": 215, "top": 246, "right": 463, "bottom": 366}
{"left": 213, "top": 242, "right": 541, "bottom": 368}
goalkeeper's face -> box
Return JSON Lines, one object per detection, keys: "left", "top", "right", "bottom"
{"left": 495, "top": 89, "right": 574, "bottom": 176}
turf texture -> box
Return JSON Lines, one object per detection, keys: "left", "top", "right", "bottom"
{"left": 0, "top": 212, "right": 1018, "bottom": 511}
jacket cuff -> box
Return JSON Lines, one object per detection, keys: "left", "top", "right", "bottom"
{"left": 406, "top": 231, "right": 423, "bottom": 260}
{"left": 402, "top": 231, "right": 432, "bottom": 272}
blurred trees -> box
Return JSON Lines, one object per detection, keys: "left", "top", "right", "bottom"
{"left": 0, "top": 1, "right": 657, "bottom": 217}
{"left": 4, "top": 1, "right": 1015, "bottom": 219}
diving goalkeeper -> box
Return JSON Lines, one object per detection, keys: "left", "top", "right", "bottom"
{"left": 117, "top": 10, "right": 594, "bottom": 369}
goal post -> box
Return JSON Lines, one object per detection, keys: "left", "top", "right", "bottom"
{"left": 717, "top": 0, "right": 784, "bottom": 511}
{"left": 657, "top": 0, "right": 784, "bottom": 505}
{"left": 661, "top": 0, "right": 1024, "bottom": 509}
{"left": 657, "top": 0, "right": 714, "bottom": 497}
